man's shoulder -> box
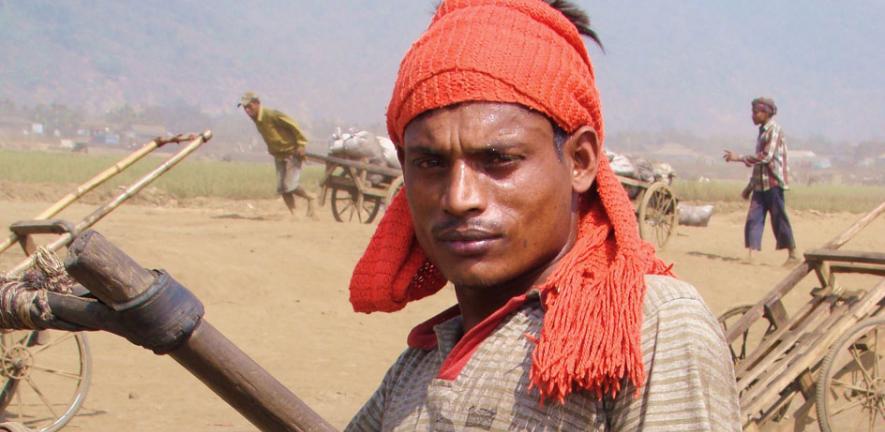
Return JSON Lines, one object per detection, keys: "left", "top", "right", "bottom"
{"left": 642, "top": 274, "right": 712, "bottom": 318}
{"left": 763, "top": 119, "right": 783, "bottom": 134}
{"left": 262, "top": 108, "right": 284, "bottom": 119}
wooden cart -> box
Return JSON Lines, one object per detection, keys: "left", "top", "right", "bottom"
{"left": 307, "top": 153, "right": 403, "bottom": 224}
{"left": 718, "top": 202, "right": 885, "bottom": 431}
{"left": 0, "top": 133, "right": 210, "bottom": 432}
{"left": 618, "top": 175, "right": 678, "bottom": 249}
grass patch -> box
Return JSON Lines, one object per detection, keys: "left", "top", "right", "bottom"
{"left": 0, "top": 148, "right": 325, "bottom": 201}
{"left": 672, "top": 179, "right": 885, "bottom": 213}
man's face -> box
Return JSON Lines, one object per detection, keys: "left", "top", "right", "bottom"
{"left": 402, "top": 103, "right": 576, "bottom": 289}
{"left": 752, "top": 105, "right": 770, "bottom": 125}
{"left": 243, "top": 100, "right": 260, "bottom": 119}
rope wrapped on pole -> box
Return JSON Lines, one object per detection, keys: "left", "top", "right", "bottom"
{"left": 4, "top": 131, "right": 212, "bottom": 279}
{"left": 0, "top": 248, "right": 75, "bottom": 330}
{"left": 0, "top": 230, "right": 337, "bottom": 431}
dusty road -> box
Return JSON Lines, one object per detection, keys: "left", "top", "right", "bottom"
{"left": 1, "top": 194, "right": 882, "bottom": 431}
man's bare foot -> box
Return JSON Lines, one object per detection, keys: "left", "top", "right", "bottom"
{"left": 306, "top": 199, "right": 318, "bottom": 220}
{"left": 782, "top": 256, "right": 800, "bottom": 268}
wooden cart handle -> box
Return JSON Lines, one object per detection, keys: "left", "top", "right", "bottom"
{"left": 65, "top": 230, "right": 337, "bottom": 432}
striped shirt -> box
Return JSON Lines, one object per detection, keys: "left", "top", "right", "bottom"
{"left": 742, "top": 120, "right": 788, "bottom": 191}
{"left": 346, "top": 275, "right": 741, "bottom": 431}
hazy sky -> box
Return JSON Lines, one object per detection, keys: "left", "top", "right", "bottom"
{"left": 2, "top": 1, "right": 883, "bottom": 142}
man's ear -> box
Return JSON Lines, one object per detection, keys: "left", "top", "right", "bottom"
{"left": 564, "top": 126, "right": 599, "bottom": 194}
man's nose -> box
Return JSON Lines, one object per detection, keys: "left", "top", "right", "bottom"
{"left": 442, "top": 161, "right": 485, "bottom": 216}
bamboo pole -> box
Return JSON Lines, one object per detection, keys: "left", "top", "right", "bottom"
{"left": 65, "top": 230, "right": 337, "bottom": 432}
{"left": 4, "top": 132, "right": 212, "bottom": 278}
{"left": 725, "top": 200, "right": 885, "bottom": 343}
{"left": 0, "top": 139, "right": 169, "bottom": 254}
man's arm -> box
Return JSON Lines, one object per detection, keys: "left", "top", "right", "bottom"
{"left": 345, "top": 350, "right": 412, "bottom": 432}
{"left": 274, "top": 112, "right": 309, "bottom": 156}
{"left": 741, "top": 127, "right": 780, "bottom": 166}
{"left": 609, "top": 290, "right": 742, "bottom": 431}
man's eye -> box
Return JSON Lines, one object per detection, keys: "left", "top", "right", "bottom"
{"left": 487, "top": 152, "right": 521, "bottom": 165}
{"left": 412, "top": 157, "right": 444, "bottom": 169}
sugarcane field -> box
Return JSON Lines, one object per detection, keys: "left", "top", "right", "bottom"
{"left": 1, "top": 2, "right": 884, "bottom": 432}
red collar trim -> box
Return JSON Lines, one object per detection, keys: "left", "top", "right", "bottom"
{"left": 406, "top": 304, "right": 461, "bottom": 350}
{"left": 405, "top": 294, "right": 534, "bottom": 380}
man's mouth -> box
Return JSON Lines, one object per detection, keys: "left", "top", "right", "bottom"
{"left": 435, "top": 229, "right": 502, "bottom": 256}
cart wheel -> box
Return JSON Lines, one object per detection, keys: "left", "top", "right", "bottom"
{"left": 384, "top": 176, "right": 405, "bottom": 208}
{"left": 816, "top": 316, "right": 885, "bottom": 432}
{"left": 331, "top": 186, "right": 381, "bottom": 224}
{"left": 718, "top": 304, "right": 777, "bottom": 365}
{"left": 637, "top": 182, "right": 677, "bottom": 249}
{"left": 0, "top": 330, "right": 91, "bottom": 432}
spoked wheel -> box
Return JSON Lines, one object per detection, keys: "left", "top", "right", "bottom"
{"left": 718, "top": 305, "right": 778, "bottom": 365}
{"left": 383, "top": 176, "right": 405, "bottom": 208}
{"left": 817, "top": 317, "right": 885, "bottom": 432}
{"left": 330, "top": 186, "right": 381, "bottom": 224}
{"left": 637, "top": 182, "right": 678, "bottom": 249}
{"left": 0, "top": 330, "right": 91, "bottom": 432}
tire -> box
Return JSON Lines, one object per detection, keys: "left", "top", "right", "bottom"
{"left": 816, "top": 316, "right": 885, "bottom": 432}
{"left": 717, "top": 305, "right": 778, "bottom": 366}
{"left": 330, "top": 186, "right": 381, "bottom": 224}
{"left": 637, "top": 182, "right": 678, "bottom": 249}
{"left": 0, "top": 330, "right": 92, "bottom": 432}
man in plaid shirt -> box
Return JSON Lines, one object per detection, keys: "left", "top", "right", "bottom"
{"left": 724, "top": 97, "right": 798, "bottom": 265}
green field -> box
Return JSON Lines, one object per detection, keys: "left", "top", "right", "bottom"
{"left": 672, "top": 179, "right": 885, "bottom": 213}
{"left": 0, "top": 148, "right": 325, "bottom": 201}
{"left": 1, "top": 149, "right": 883, "bottom": 212}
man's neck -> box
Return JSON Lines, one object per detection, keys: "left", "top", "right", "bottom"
{"left": 454, "top": 268, "right": 545, "bottom": 332}
{"left": 454, "top": 209, "right": 580, "bottom": 332}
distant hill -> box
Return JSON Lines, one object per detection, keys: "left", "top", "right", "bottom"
{"left": 1, "top": 1, "right": 883, "bottom": 143}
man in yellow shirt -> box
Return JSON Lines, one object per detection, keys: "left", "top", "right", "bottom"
{"left": 239, "top": 92, "right": 316, "bottom": 218}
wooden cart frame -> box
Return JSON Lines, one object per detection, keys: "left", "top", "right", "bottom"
{"left": 618, "top": 175, "right": 678, "bottom": 249}
{"left": 306, "top": 153, "right": 403, "bottom": 224}
{"left": 0, "top": 133, "right": 211, "bottom": 432}
{"left": 718, "top": 202, "right": 885, "bottom": 431}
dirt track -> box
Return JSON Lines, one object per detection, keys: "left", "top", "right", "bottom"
{"left": 1, "top": 194, "right": 883, "bottom": 431}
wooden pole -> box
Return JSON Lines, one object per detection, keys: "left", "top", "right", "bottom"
{"left": 65, "top": 231, "right": 337, "bottom": 432}
{"left": 725, "top": 200, "right": 885, "bottom": 343}
{"left": 4, "top": 132, "right": 212, "bottom": 278}
{"left": 0, "top": 139, "right": 165, "bottom": 254}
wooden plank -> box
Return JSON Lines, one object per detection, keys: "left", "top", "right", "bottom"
{"left": 804, "top": 249, "right": 885, "bottom": 265}
{"left": 764, "top": 300, "right": 789, "bottom": 329}
{"left": 737, "top": 298, "right": 836, "bottom": 391}
{"left": 830, "top": 263, "right": 885, "bottom": 277}
{"left": 733, "top": 297, "right": 822, "bottom": 378}
{"left": 740, "top": 280, "right": 885, "bottom": 422}
{"left": 8, "top": 219, "right": 74, "bottom": 236}
{"left": 726, "top": 263, "right": 812, "bottom": 343}
{"left": 796, "top": 370, "right": 815, "bottom": 399}
{"left": 305, "top": 152, "right": 401, "bottom": 178}
{"left": 727, "top": 201, "right": 885, "bottom": 343}
{"left": 615, "top": 175, "right": 647, "bottom": 188}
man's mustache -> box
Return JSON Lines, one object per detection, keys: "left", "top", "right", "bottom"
{"left": 431, "top": 218, "right": 503, "bottom": 239}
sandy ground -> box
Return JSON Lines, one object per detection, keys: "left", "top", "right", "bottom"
{"left": 0, "top": 193, "right": 883, "bottom": 431}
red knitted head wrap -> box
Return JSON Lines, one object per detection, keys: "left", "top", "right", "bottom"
{"left": 349, "top": 0, "right": 671, "bottom": 402}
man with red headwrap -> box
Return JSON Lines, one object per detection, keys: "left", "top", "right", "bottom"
{"left": 346, "top": 1, "right": 741, "bottom": 430}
